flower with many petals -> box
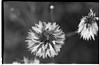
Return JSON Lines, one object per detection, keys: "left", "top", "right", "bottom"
{"left": 25, "top": 21, "right": 65, "bottom": 59}
{"left": 77, "top": 9, "right": 99, "bottom": 40}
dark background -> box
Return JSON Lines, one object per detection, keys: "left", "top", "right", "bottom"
{"left": 3, "top": 2, "right": 98, "bottom": 64}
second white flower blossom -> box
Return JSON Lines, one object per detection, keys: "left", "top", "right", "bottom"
{"left": 77, "top": 9, "right": 99, "bottom": 40}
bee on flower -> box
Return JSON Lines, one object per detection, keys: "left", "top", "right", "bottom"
{"left": 77, "top": 8, "right": 99, "bottom": 40}
{"left": 25, "top": 21, "right": 65, "bottom": 59}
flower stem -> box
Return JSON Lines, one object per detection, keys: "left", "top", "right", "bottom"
{"left": 65, "top": 31, "right": 77, "bottom": 38}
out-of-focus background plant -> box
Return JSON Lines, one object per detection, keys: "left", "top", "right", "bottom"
{"left": 3, "top": 2, "right": 98, "bottom": 64}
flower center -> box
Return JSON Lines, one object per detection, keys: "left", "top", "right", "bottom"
{"left": 85, "top": 16, "right": 95, "bottom": 28}
{"left": 39, "top": 30, "right": 55, "bottom": 44}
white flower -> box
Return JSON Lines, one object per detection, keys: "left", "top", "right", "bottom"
{"left": 12, "top": 61, "right": 21, "bottom": 64}
{"left": 33, "top": 57, "right": 40, "bottom": 64}
{"left": 22, "top": 57, "right": 40, "bottom": 64}
{"left": 25, "top": 21, "right": 65, "bottom": 59}
{"left": 12, "top": 57, "right": 40, "bottom": 64}
{"left": 77, "top": 9, "right": 99, "bottom": 40}
{"left": 22, "top": 57, "right": 31, "bottom": 64}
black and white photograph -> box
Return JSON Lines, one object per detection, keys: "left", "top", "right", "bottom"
{"left": 2, "top": 2, "right": 99, "bottom": 64}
